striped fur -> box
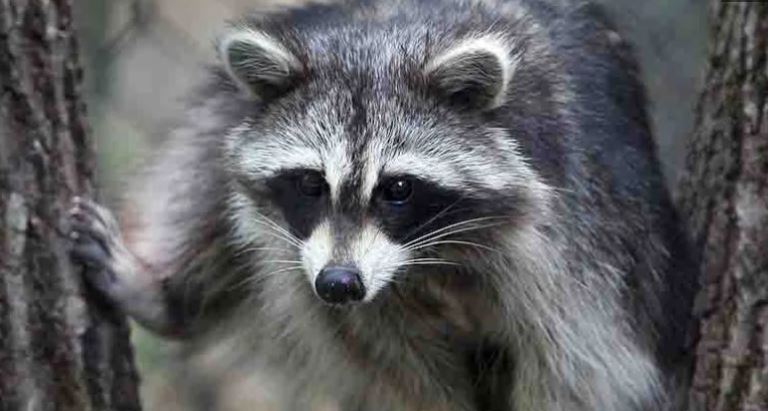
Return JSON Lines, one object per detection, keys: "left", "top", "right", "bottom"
{"left": 79, "top": 1, "right": 698, "bottom": 410}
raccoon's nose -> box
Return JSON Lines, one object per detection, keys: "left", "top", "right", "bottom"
{"left": 315, "top": 266, "right": 365, "bottom": 304}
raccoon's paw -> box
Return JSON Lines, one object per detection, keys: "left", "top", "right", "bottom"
{"left": 67, "top": 197, "right": 176, "bottom": 335}
{"left": 68, "top": 197, "right": 127, "bottom": 295}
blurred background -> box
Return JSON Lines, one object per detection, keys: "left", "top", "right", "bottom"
{"left": 72, "top": 0, "right": 708, "bottom": 409}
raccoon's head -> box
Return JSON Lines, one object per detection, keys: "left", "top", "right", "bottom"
{"left": 220, "top": 26, "right": 556, "bottom": 305}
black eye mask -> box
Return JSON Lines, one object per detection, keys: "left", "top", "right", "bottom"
{"left": 265, "top": 169, "right": 330, "bottom": 239}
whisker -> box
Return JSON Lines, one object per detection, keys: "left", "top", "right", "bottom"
{"left": 411, "top": 239, "right": 503, "bottom": 254}
{"left": 404, "top": 221, "right": 505, "bottom": 251}
{"left": 230, "top": 264, "right": 304, "bottom": 290}
{"left": 250, "top": 209, "right": 303, "bottom": 247}
{"left": 400, "top": 197, "right": 466, "bottom": 242}
{"left": 401, "top": 258, "right": 455, "bottom": 264}
{"left": 400, "top": 261, "right": 461, "bottom": 267}
{"left": 240, "top": 246, "right": 294, "bottom": 253}
{"left": 261, "top": 259, "right": 304, "bottom": 264}
{"left": 238, "top": 219, "right": 302, "bottom": 250}
{"left": 251, "top": 219, "right": 303, "bottom": 248}
{"left": 403, "top": 216, "right": 506, "bottom": 248}
{"left": 377, "top": 258, "right": 461, "bottom": 276}
{"left": 403, "top": 215, "right": 498, "bottom": 247}
{"left": 234, "top": 246, "right": 293, "bottom": 257}
{"left": 260, "top": 265, "right": 305, "bottom": 278}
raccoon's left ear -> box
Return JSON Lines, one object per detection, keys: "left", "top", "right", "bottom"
{"left": 218, "top": 29, "right": 303, "bottom": 100}
{"left": 425, "top": 35, "right": 517, "bottom": 110}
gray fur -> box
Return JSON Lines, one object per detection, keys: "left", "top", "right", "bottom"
{"left": 69, "top": 0, "right": 697, "bottom": 410}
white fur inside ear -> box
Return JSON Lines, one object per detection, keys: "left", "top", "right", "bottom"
{"left": 426, "top": 35, "right": 518, "bottom": 109}
{"left": 218, "top": 29, "right": 302, "bottom": 98}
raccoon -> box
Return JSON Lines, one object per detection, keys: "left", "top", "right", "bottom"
{"left": 69, "top": 0, "right": 697, "bottom": 410}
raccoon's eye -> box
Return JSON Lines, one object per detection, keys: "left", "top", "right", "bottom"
{"left": 382, "top": 178, "right": 413, "bottom": 204}
{"left": 297, "top": 171, "right": 327, "bottom": 197}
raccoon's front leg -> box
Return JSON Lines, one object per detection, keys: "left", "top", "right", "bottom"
{"left": 68, "top": 197, "right": 178, "bottom": 336}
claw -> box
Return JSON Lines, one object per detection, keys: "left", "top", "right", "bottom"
{"left": 67, "top": 197, "right": 123, "bottom": 295}
{"left": 67, "top": 197, "right": 118, "bottom": 265}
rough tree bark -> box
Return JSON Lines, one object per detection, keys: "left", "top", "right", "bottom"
{"left": 0, "top": 1, "right": 142, "bottom": 411}
{"left": 677, "top": 2, "right": 767, "bottom": 411}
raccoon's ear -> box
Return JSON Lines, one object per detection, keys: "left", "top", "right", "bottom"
{"left": 218, "top": 29, "right": 303, "bottom": 100}
{"left": 425, "top": 36, "right": 516, "bottom": 110}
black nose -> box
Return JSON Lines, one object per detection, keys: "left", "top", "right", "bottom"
{"left": 315, "top": 266, "right": 365, "bottom": 304}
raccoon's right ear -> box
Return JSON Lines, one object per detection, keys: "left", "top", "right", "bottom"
{"left": 218, "top": 29, "right": 303, "bottom": 100}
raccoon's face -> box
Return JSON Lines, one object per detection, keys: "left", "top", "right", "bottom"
{"left": 221, "top": 28, "right": 553, "bottom": 305}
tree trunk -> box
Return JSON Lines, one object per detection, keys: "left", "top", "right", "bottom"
{"left": 677, "top": 2, "right": 768, "bottom": 411}
{"left": 0, "top": 1, "right": 142, "bottom": 410}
